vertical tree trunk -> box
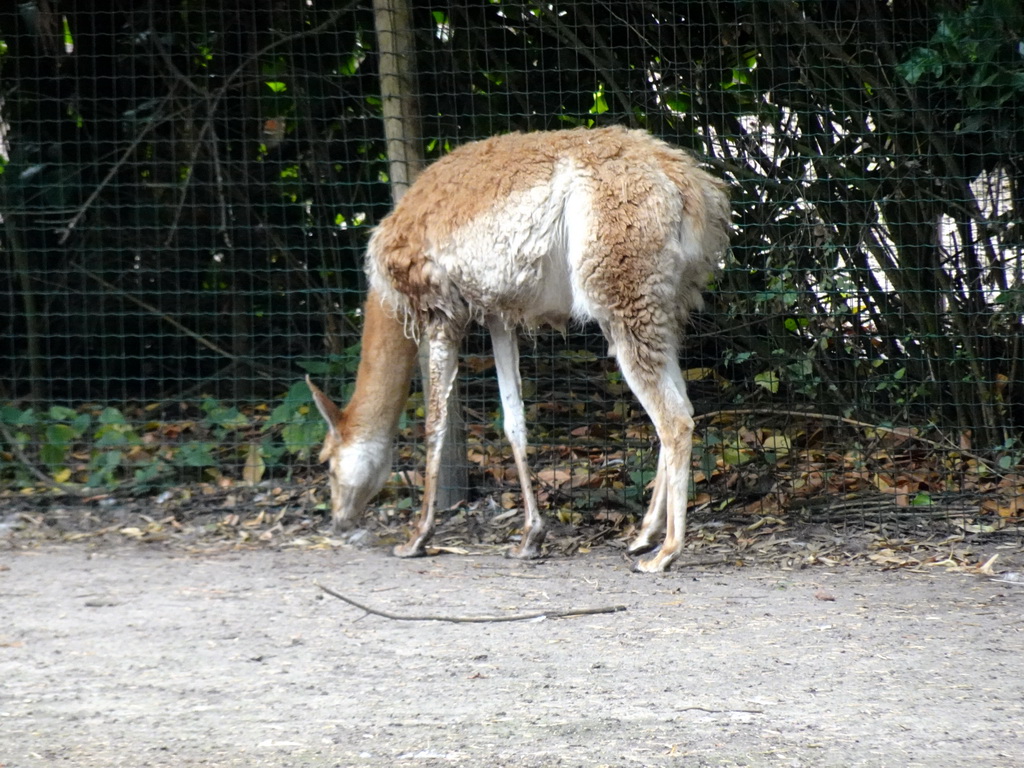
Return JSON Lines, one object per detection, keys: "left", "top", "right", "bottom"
{"left": 5, "top": 217, "right": 45, "bottom": 404}
{"left": 373, "top": 0, "right": 468, "bottom": 510}
{"left": 373, "top": 0, "right": 423, "bottom": 199}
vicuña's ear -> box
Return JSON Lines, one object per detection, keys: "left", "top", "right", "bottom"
{"left": 305, "top": 375, "right": 342, "bottom": 440}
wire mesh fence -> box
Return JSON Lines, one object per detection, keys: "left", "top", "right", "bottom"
{"left": 2, "top": 1, "right": 1022, "bottom": 553}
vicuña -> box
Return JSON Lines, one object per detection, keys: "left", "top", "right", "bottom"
{"left": 308, "top": 125, "right": 730, "bottom": 572}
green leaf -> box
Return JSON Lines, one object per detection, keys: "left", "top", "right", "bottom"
{"left": 133, "top": 459, "right": 173, "bottom": 489}
{"left": 897, "top": 47, "right": 944, "bottom": 84}
{"left": 176, "top": 442, "right": 217, "bottom": 468}
{"left": 265, "top": 380, "right": 316, "bottom": 429}
{"left": 337, "top": 54, "right": 360, "bottom": 77}
{"left": 266, "top": 401, "right": 296, "bottom": 430}
{"left": 258, "top": 438, "right": 287, "bottom": 467}
{"left": 754, "top": 370, "right": 781, "bottom": 394}
{"left": 98, "top": 407, "right": 128, "bottom": 425}
{"left": 40, "top": 443, "right": 67, "bottom": 467}
{"left": 201, "top": 400, "right": 249, "bottom": 431}
{"left": 761, "top": 435, "right": 791, "bottom": 456}
{"left": 95, "top": 428, "right": 129, "bottom": 448}
{"left": 664, "top": 91, "right": 691, "bottom": 113}
{"left": 283, "top": 422, "right": 323, "bottom": 457}
{"left": 49, "top": 405, "right": 78, "bottom": 422}
{"left": 282, "top": 379, "right": 316, "bottom": 405}
{"left": 86, "top": 449, "right": 123, "bottom": 487}
{"left": 629, "top": 468, "right": 656, "bottom": 488}
{"left": 722, "top": 445, "right": 754, "bottom": 466}
{"left": 72, "top": 413, "right": 92, "bottom": 434}
{"left": 45, "top": 423, "right": 78, "bottom": 448}
{"left": 699, "top": 446, "right": 718, "bottom": 479}
{"left": 1, "top": 406, "right": 33, "bottom": 426}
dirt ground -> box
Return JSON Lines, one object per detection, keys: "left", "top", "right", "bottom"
{"left": 2, "top": 519, "right": 1023, "bottom": 768}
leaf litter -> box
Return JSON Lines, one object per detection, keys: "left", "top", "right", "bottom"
{"left": 3, "top": 373, "right": 1022, "bottom": 576}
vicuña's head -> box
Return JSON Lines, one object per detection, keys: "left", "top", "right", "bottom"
{"left": 306, "top": 375, "right": 392, "bottom": 530}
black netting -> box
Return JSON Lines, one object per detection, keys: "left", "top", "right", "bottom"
{"left": 2, "top": 1, "right": 1022, "bottom": 552}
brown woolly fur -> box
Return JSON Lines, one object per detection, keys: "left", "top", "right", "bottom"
{"left": 312, "top": 126, "right": 731, "bottom": 572}
{"left": 367, "top": 125, "right": 729, "bottom": 333}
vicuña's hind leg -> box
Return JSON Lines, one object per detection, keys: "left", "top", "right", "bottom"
{"left": 614, "top": 341, "right": 694, "bottom": 573}
{"left": 629, "top": 371, "right": 695, "bottom": 556}
{"left": 628, "top": 451, "right": 667, "bottom": 555}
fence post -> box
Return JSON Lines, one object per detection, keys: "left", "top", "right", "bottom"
{"left": 372, "top": 0, "right": 468, "bottom": 511}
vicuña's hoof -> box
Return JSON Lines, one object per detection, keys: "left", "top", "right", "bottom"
{"left": 393, "top": 541, "right": 427, "bottom": 558}
{"left": 330, "top": 517, "right": 357, "bottom": 534}
{"left": 505, "top": 542, "right": 544, "bottom": 560}
{"left": 626, "top": 537, "right": 658, "bottom": 556}
{"left": 632, "top": 547, "right": 677, "bottom": 573}
{"left": 505, "top": 526, "right": 546, "bottom": 560}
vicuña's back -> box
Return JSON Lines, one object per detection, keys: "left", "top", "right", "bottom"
{"left": 310, "top": 127, "right": 730, "bottom": 572}
{"left": 368, "top": 126, "right": 729, "bottom": 337}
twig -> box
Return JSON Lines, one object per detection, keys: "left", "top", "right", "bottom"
{"left": 57, "top": 89, "right": 177, "bottom": 243}
{"left": 72, "top": 264, "right": 261, "bottom": 370}
{"left": 537, "top": 6, "right": 635, "bottom": 124}
{"left": 677, "top": 705, "right": 765, "bottom": 715}
{"left": 316, "top": 582, "right": 627, "bottom": 623}
{"left": 148, "top": 7, "right": 354, "bottom": 247}
{"left": 696, "top": 407, "right": 1000, "bottom": 474}
{"left": 220, "top": 8, "right": 353, "bottom": 96}
{"left": 0, "top": 421, "right": 95, "bottom": 497}
{"left": 989, "top": 577, "right": 1024, "bottom": 587}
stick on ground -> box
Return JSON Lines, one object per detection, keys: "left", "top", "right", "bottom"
{"left": 316, "top": 582, "right": 627, "bottom": 623}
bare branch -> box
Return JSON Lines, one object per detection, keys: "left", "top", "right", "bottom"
{"left": 316, "top": 582, "right": 627, "bottom": 623}
{"left": 57, "top": 89, "right": 178, "bottom": 244}
{"left": 0, "top": 421, "right": 96, "bottom": 497}
{"left": 73, "top": 264, "right": 263, "bottom": 372}
{"left": 696, "top": 407, "right": 1000, "bottom": 474}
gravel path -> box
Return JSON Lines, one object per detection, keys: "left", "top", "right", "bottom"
{"left": 2, "top": 544, "right": 1022, "bottom": 767}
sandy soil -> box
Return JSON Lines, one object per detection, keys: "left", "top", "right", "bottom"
{"left": 2, "top": 534, "right": 1023, "bottom": 768}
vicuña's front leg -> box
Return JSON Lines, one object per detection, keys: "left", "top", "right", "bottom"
{"left": 489, "top": 319, "right": 546, "bottom": 558}
{"left": 394, "top": 324, "right": 460, "bottom": 558}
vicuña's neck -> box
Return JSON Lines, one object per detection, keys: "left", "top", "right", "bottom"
{"left": 342, "top": 289, "right": 419, "bottom": 440}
